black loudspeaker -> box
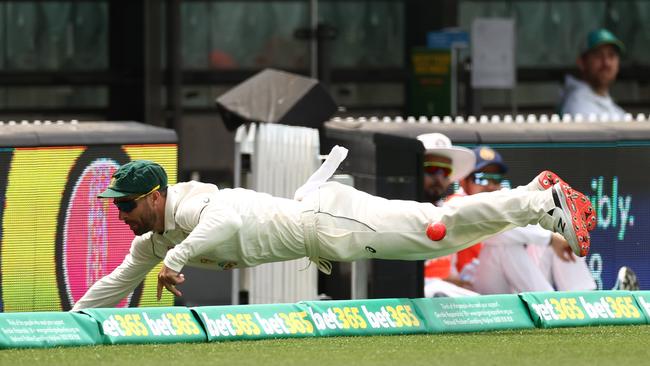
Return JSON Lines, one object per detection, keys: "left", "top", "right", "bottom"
{"left": 368, "top": 134, "right": 425, "bottom": 299}
{"left": 216, "top": 68, "right": 337, "bottom": 132}
{"left": 321, "top": 130, "right": 426, "bottom": 299}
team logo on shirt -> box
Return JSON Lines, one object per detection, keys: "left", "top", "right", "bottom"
{"left": 219, "top": 261, "right": 238, "bottom": 270}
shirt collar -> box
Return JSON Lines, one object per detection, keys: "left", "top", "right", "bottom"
{"left": 163, "top": 184, "right": 177, "bottom": 232}
{"left": 565, "top": 74, "right": 611, "bottom": 98}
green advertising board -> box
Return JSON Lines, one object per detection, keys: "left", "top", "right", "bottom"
{"left": 413, "top": 295, "right": 534, "bottom": 333}
{"left": 631, "top": 291, "right": 650, "bottom": 324}
{"left": 82, "top": 307, "right": 206, "bottom": 344}
{"left": 0, "top": 312, "right": 101, "bottom": 348}
{"left": 194, "top": 299, "right": 427, "bottom": 341}
{"left": 409, "top": 47, "right": 452, "bottom": 117}
{"left": 193, "top": 303, "right": 316, "bottom": 341}
{"left": 301, "top": 299, "right": 427, "bottom": 337}
{"left": 520, "top": 291, "right": 646, "bottom": 328}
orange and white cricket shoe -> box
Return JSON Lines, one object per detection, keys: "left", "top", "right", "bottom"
{"left": 549, "top": 182, "right": 592, "bottom": 257}
{"left": 532, "top": 171, "right": 597, "bottom": 232}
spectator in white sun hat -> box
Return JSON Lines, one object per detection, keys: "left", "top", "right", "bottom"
{"left": 416, "top": 133, "right": 475, "bottom": 206}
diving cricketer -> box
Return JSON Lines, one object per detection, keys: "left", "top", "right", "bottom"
{"left": 72, "top": 149, "right": 595, "bottom": 310}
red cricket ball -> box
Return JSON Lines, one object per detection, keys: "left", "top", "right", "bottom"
{"left": 426, "top": 222, "right": 447, "bottom": 241}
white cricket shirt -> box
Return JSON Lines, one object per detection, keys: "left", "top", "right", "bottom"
{"left": 72, "top": 181, "right": 307, "bottom": 310}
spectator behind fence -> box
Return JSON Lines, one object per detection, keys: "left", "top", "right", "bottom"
{"left": 416, "top": 133, "right": 478, "bottom": 297}
{"left": 559, "top": 28, "right": 625, "bottom": 117}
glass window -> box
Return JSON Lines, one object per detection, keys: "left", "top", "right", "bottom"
{"left": 68, "top": 3, "right": 108, "bottom": 70}
{"left": 608, "top": 2, "right": 650, "bottom": 64}
{"left": 320, "top": 1, "right": 405, "bottom": 68}
{"left": 460, "top": 0, "right": 650, "bottom": 67}
{"left": 181, "top": 1, "right": 405, "bottom": 70}
{"left": 5, "top": 3, "right": 39, "bottom": 70}
{"left": 0, "top": 86, "right": 107, "bottom": 108}
{"left": 331, "top": 82, "right": 404, "bottom": 109}
{"left": 182, "top": 1, "right": 310, "bottom": 70}
{"left": 2, "top": 2, "right": 107, "bottom": 71}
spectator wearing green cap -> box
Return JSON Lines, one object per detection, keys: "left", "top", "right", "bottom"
{"left": 559, "top": 28, "right": 625, "bottom": 117}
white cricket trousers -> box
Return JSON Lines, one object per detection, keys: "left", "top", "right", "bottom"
{"left": 300, "top": 182, "right": 557, "bottom": 268}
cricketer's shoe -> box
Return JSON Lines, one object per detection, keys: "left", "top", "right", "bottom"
{"left": 613, "top": 266, "right": 640, "bottom": 291}
{"left": 548, "top": 183, "right": 591, "bottom": 257}
{"left": 531, "top": 171, "right": 598, "bottom": 232}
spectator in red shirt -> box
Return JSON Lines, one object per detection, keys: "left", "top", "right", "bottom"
{"left": 417, "top": 133, "right": 477, "bottom": 297}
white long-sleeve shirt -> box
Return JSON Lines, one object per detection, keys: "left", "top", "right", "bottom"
{"left": 559, "top": 75, "right": 625, "bottom": 117}
{"left": 72, "top": 181, "right": 307, "bottom": 310}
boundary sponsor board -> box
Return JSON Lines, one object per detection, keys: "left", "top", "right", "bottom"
{"left": 82, "top": 307, "right": 206, "bottom": 344}
{"left": 1, "top": 292, "right": 649, "bottom": 349}
{"left": 413, "top": 295, "right": 534, "bottom": 333}
{"left": 194, "top": 299, "right": 427, "bottom": 341}
{"left": 301, "top": 299, "right": 427, "bottom": 336}
{"left": 520, "top": 291, "right": 646, "bottom": 328}
{"left": 631, "top": 291, "right": 650, "bottom": 323}
{"left": 193, "top": 303, "right": 316, "bottom": 341}
{"left": 0, "top": 312, "right": 100, "bottom": 348}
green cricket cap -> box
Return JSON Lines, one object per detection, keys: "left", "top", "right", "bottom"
{"left": 583, "top": 28, "right": 625, "bottom": 55}
{"left": 97, "top": 160, "right": 168, "bottom": 198}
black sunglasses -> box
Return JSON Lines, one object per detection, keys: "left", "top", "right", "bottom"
{"left": 113, "top": 185, "right": 159, "bottom": 213}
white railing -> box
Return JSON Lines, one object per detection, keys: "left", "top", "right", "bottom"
{"left": 0, "top": 120, "right": 79, "bottom": 125}
{"left": 233, "top": 123, "right": 320, "bottom": 304}
{"left": 328, "top": 113, "right": 648, "bottom": 125}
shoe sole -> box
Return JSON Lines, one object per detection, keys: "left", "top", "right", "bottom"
{"left": 540, "top": 171, "right": 597, "bottom": 232}
{"left": 553, "top": 184, "right": 591, "bottom": 257}
{"left": 573, "top": 192, "right": 598, "bottom": 232}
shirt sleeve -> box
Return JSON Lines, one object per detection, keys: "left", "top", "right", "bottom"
{"left": 560, "top": 93, "right": 580, "bottom": 115}
{"left": 71, "top": 234, "right": 161, "bottom": 311}
{"left": 163, "top": 196, "right": 243, "bottom": 272}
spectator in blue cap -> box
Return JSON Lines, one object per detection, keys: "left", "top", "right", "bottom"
{"left": 459, "top": 146, "right": 508, "bottom": 195}
{"left": 559, "top": 28, "right": 625, "bottom": 117}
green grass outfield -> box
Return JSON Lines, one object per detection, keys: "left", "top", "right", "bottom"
{"left": 2, "top": 325, "right": 648, "bottom": 366}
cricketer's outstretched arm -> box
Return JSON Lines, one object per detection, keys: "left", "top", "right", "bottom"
{"left": 163, "top": 198, "right": 242, "bottom": 273}
{"left": 71, "top": 234, "right": 161, "bottom": 311}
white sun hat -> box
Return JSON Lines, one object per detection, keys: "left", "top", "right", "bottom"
{"left": 417, "top": 133, "right": 476, "bottom": 182}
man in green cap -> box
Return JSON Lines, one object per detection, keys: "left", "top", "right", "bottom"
{"left": 97, "top": 160, "right": 169, "bottom": 235}
{"left": 72, "top": 151, "right": 595, "bottom": 310}
{"left": 560, "top": 28, "right": 625, "bottom": 117}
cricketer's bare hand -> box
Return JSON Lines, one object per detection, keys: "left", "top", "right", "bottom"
{"left": 550, "top": 232, "right": 576, "bottom": 263}
{"left": 157, "top": 264, "right": 185, "bottom": 300}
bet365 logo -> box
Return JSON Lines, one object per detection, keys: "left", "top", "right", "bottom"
{"left": 587, "top": 176, "right": 633, "bottom": 240}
